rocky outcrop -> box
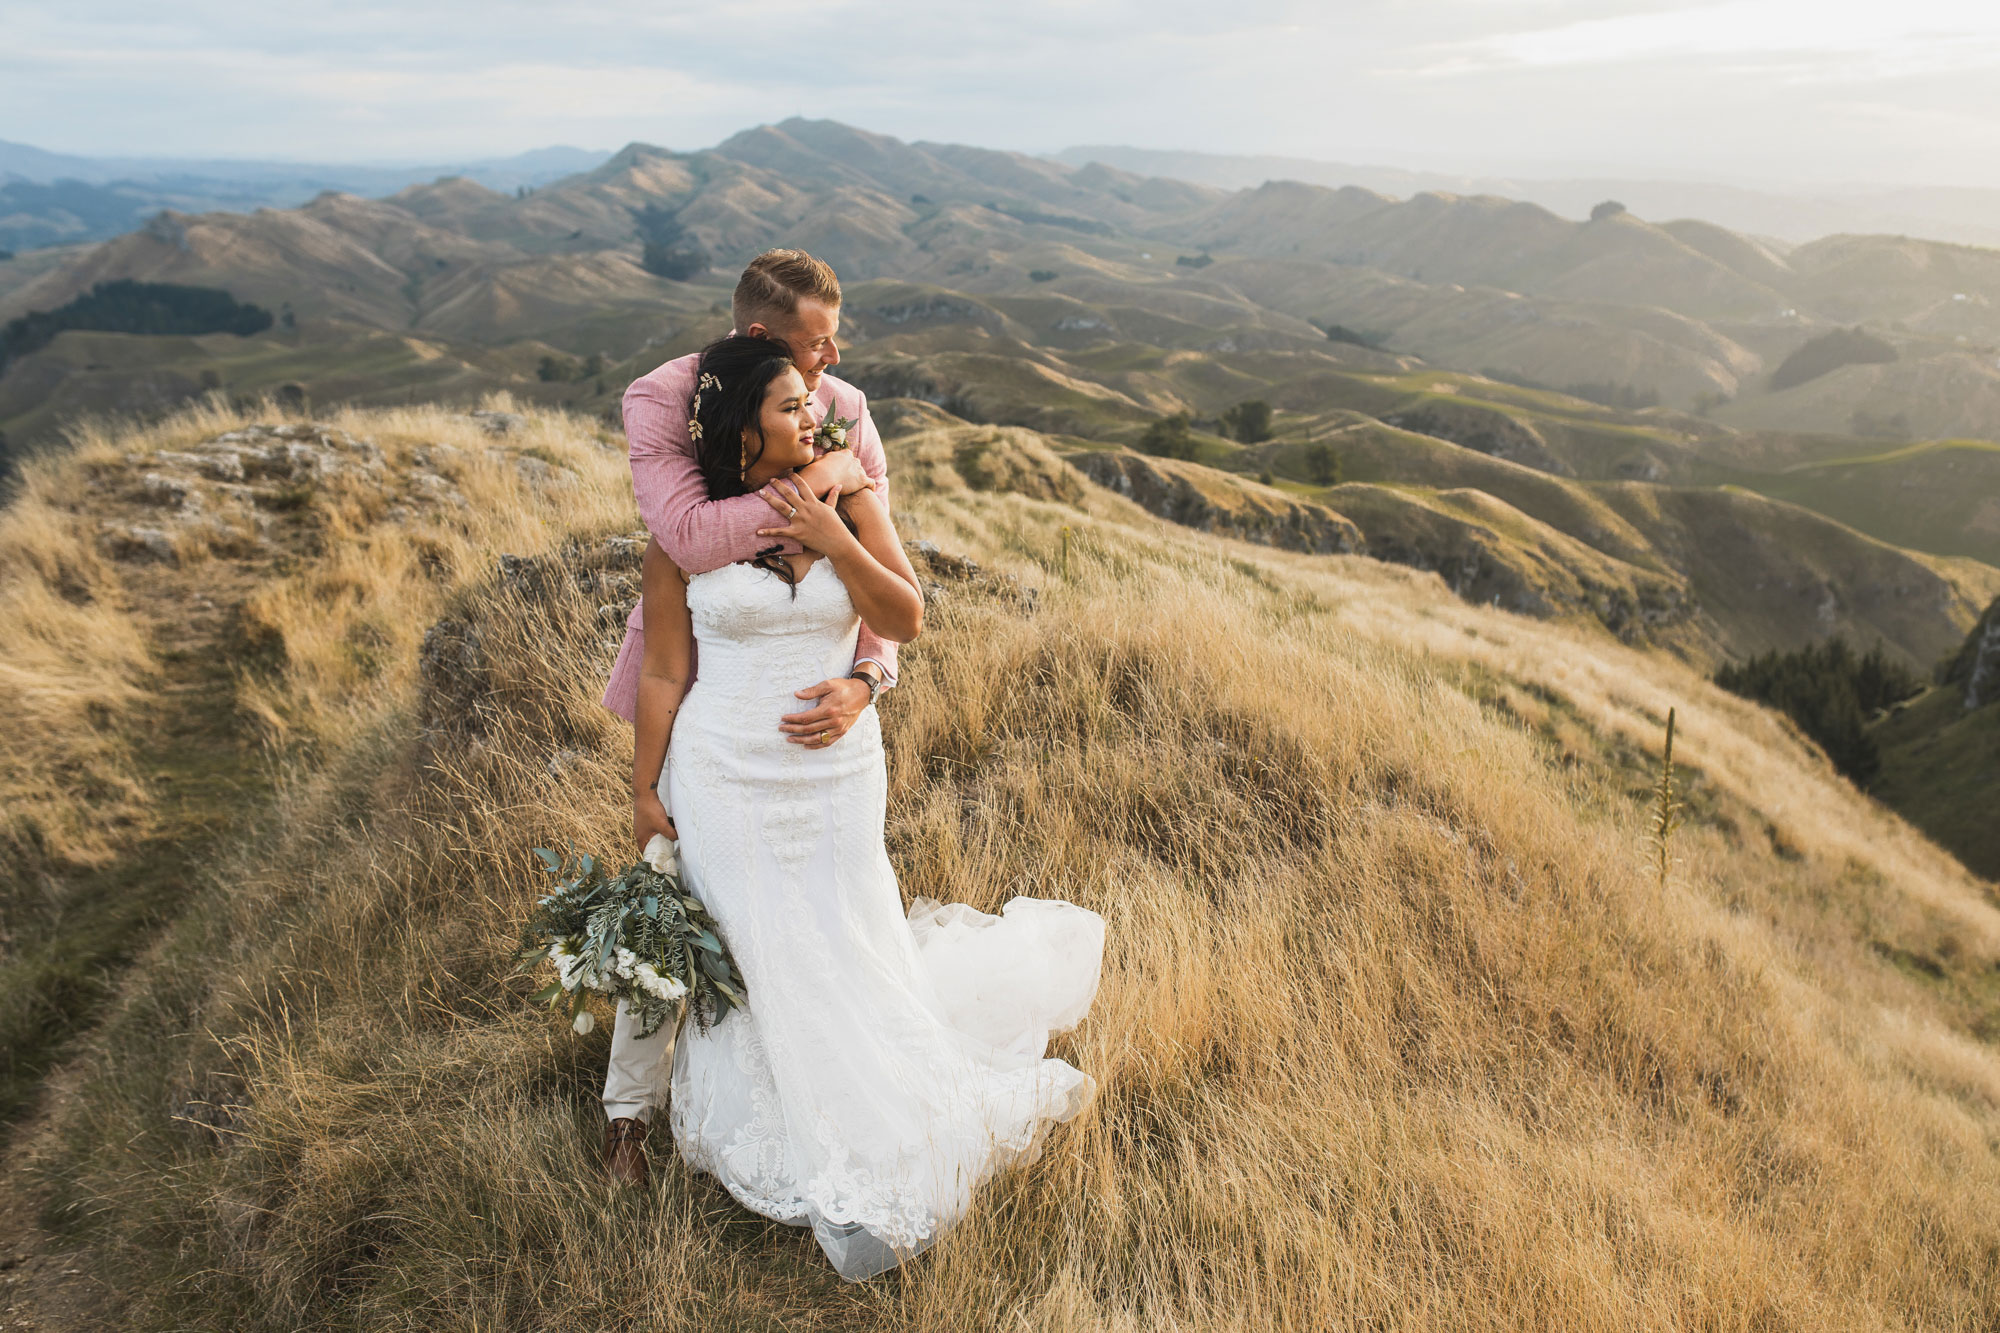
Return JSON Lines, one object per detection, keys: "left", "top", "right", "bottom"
{"left": 1072, "top": 450, "right": 1364, "bottom": 556}
{"left": 1945, "top": 595, "right": 2000, "bottom": 710}
{"left": 1382, "top": 400, "right": 1575, "bottom": 477}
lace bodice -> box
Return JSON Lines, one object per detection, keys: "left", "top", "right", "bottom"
{"left": 684, "top": 558, "right": 862, "bottom": 716}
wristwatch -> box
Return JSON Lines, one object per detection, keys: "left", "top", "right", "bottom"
{"left": 849, "top": 669, "right": 883, "bottom": 706}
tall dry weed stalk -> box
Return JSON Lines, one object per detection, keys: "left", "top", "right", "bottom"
{"left": 1649, "top": 705, "right": 1683, "bottom": 893}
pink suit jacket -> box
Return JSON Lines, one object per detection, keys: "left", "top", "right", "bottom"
{"left": 598, "top": 352, "right": 898, "bottom": 725}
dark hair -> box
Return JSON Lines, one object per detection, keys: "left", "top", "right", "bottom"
{"left": 690, "top": 334, "right": 797, "bottom": 501}
{"left": 689, "top": 334, "right": 806, "bottom": 588}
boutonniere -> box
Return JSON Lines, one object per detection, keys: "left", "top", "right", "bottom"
{"left": 815, "top": 414, "right": 857, "bottom": 452}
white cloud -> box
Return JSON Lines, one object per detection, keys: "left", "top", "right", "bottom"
{"left": 1, "top": 0, "right": 1997, "bottom": 187}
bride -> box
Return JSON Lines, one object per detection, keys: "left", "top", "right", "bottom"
{"left": 625, "top": 334, "right": 1106, "bottom": 1281}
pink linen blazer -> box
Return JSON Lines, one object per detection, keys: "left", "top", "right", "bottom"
{"left": 598, "top": 352, "right": 898, "bottom": 725}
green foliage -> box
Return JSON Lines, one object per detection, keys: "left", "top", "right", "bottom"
{"left": 518, "top": 842, "right": 746, "bottom": 1037}
{"left": 1028, "top": 269, "right": 1059, "bottom": 282}
{"left": 1257, "top": 470, "right": 1275, "bottom": 486}
{"left": 1219, "top": 399, "right": 1273, "bottom": 444}
{"left": 1, "top": 279, "right": 273, "bottom": 372}
{"left": 1771, "top": 327, "right": 1897, "bottom": 392}
{"left": 633, "top": 204, "right": 709, "bottom": 281}
{"left": 1714, "top": 638, "right": 1922, "bottom": 788}
{"left": 1590, "top": 200, "right": 1628, "bottom": 222}
{"left": 1305, "top": 442, "right": 1342, "bottom": 486}
{"left": 1138, "top": 411, "right": 1197, "bottom": 460}
{"left": 1322, "top": 323, "right": 1380, "bottom": 348}
{"left": 1175, "top": 253, "right": 1213, "bottom": 268}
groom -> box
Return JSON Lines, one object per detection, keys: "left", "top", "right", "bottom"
{"left": 596, "top": 247, "right": 897, "bottom": 1185}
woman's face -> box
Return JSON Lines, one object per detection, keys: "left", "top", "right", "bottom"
{"left": 741, "top": 365, "right": 816, "bottom": 486}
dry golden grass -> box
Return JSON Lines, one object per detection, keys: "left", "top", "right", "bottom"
{"left": 0, "top": 448, "right": 157, "bottom": 869}
{"left": 14, "top": 406, "right": 2000, "bottom": 1330}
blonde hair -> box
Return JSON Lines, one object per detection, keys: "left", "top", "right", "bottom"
{"left": 732, "top": 249, "right": 842, "bottom": 331}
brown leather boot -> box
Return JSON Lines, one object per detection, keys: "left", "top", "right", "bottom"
{"left": 604, "top": 1116, "right": 650, "bottom": 1188}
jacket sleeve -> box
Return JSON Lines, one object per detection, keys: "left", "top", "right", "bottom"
{"left": 846, "top": 394, "right": 901, "bottom": 687}
{"left": 625, "top": 369, "right": 793, "bottom": 575}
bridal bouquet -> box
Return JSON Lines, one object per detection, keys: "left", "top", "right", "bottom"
{"left": 515, "top": 834, "right": 746, "bottom": 1039}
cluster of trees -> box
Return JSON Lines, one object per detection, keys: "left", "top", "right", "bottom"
{"left": 1175, "top": 253, "right": 1213, "bottom": 269}
{"left": 1321, "top": 323, "right": 1380, "bottom": 348}
{"left": 1770, "top": 327, "right": 1897, "bottom": 392}
{"left": 1138, "top": 399, "right": 1278, "bottom": 457}
{"left": 1138, "top": 412, "right": 1198, "bottom": 460}
{"left": 1714, "top": 637, "right": 1922, "bottom": 787}
{"left": 633, "top": 205, "right": 709, "bottom": 281}
{"left": 538, "top": 351, "right": 610, "bottom": 383}
{"left": 1303, "top": 443, "right": 1342, "bottom": 486}
{"left": 1028, "top": 269, "right": 1058, "bottom": 283}
{"left": 1, "top": 280, "right": 272, "bottom": 373}
{"left": 1219, "top": 399, "right": 1272, "bottom": 443}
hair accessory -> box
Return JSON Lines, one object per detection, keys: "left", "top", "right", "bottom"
{"left": 687, "top": 371, "right": 723, "bottom": 443}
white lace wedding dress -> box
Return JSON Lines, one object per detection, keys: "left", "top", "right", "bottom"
{"left": 660, "top": 558, "right": 1105, "bottom": 1281}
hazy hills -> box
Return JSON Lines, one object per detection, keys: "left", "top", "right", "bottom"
{"left": 3, "top": 117, "right": 1999, "bottom": 681}
{"left": 9, "top": 117, "right": 2000, "bottom": 442}
{"left": 1058, "top": 144, "right": 2000, "bottom": 251}
{"left": 0, "top": 140, "right": 608, "bottom": 250}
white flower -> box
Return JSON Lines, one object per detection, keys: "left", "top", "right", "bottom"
{"left": 573, "top": 1010, "right": 595, "bottom": 1035}
{"left": 643, "top": 834, "right": 678, "bottom": 876}
{"left": 633, "top": 961, "right": 687, "bottom": 1002}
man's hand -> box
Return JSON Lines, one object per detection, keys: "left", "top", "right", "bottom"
{"left": 781, "top": 673, "right": 874, "bottom": 748}
{"left": 634, "top": 789, "right": 677, "bottom": 853}
{"left": 794, "top": 448, "right": 871, "bottom": 499}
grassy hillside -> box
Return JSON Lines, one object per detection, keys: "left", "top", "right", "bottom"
{"left": 4, "top": 404, "right": 2000, "bottom": 1329}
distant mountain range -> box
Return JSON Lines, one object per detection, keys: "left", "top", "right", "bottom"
{"left": 1054, "top": 146, "right": 2000, "bottom": 251}
{"left": 0, "top": 142, "right": 608, "bottom": 250}
{"left": 2, "top": 117, "right": 1996, "bottom": 682}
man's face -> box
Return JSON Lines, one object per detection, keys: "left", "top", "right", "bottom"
{"left": 748, "top": 298, "right": 841, "bottom": 391}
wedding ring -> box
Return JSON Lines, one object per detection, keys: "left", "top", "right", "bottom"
{"left": 788, "top": 505, "right": 797, "bottom": 518}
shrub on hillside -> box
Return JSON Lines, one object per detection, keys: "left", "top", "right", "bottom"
{"left": 1770, "top": 327, "right": 1897, "bottom": 392}
{"left": 1175, "top": 253, "right": 1213, "bottom": 268}
{"left": 0, "top": 279, "right": 272, "bottom": 372}
{"left": 1305, "top": 442, "right": 1342, "bottom": 486}
{"left": 1322, "top": 323, "right": 1380, "bottom": 348}
{"left": 1028, "top": 269, "right": 1058, "bottom": 282}
{"left": 1590, "top": 200, "right": 1627, "bottom": 222}
{"left": 1219, "top": 399, "right": 1273, "bottom": 444}
{"left": 1137, "top": 411, "right": 1197, "bottom": 460}
{"left": 1714, "top": 637, "right": 1921, "bottom": 787}
{"left": 633, "top": 204, "right": 709, "bottom": 281}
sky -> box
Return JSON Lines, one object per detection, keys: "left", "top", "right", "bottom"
{"left": 7, "top": 0, "right": 2000, "bottom": 188}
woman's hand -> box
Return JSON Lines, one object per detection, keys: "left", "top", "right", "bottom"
{"left": 634, "top": 789, "right": 677, "bottom": 855}
{"left": 756, "top": 473, "right": 859, "bottom": 556}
